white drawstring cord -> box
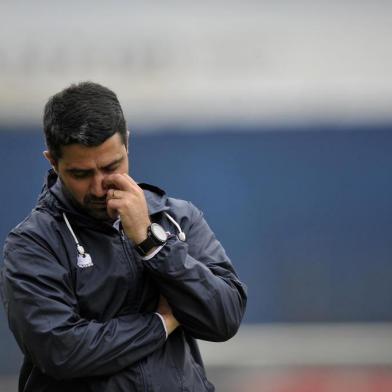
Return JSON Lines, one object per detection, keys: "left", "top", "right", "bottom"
{"left": 164, "top": 212, "right": 186, "bottom": 241}
{"left": 63, "top": 211, "right": 185, "bottom": 258}
{"left": 63, "top": 212, "right": 86, "bottom": 256}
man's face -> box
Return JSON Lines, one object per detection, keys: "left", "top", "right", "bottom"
{"left": 46, "top": 133, "right": 129, "bottom": 220}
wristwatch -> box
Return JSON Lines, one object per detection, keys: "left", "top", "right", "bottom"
{"left": 135, "top": 223, "right": 168, "bottom": 256}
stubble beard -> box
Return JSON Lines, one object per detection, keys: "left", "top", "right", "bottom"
{"left": 60, "top": 178, "right": 112, "bottom": 221}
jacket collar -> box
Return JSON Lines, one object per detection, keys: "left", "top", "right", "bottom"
{"left": 139, "top": 183, "right": 170, "bottom": 215}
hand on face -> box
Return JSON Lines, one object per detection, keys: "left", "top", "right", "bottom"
{"left": 104, "top": 173, "right": 151, "bottom": 244}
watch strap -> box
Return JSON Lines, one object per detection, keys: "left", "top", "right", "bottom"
{"left": 135, "top": 235, "right": 159, "bottom": 256}
{"left": 135, "top": 224, "right": 167, "bottom": 256}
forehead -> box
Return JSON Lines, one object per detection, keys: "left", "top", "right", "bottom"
{"left": 59, "top": 133, "right": 126, "bottom": 169}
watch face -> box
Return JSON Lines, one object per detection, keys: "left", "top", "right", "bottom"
{"left": 150, "top": 223, "right": 168, "bottom": 242}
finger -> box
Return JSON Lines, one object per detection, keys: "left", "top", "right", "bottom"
{"left": 106, "top": 198, "right": 128, "bottom": 217}
{"left": 157, "top": 297, "right": 171, "bottom": 313}
{"left": 122, "top": 173, "right": 143, "bottom": 193}
{"left": 123, "top": 173, "right": 139, "bottom": 186}
{"left": 106, "top": 188, "right": 127, "bottom": 201}
{"left": 105, "top": 198, "right": 120, "bottom": 219}
{"left": 106, "top": 205, "right": 119, "bottom": 220}
{"left": 123, "top": 174, "right": 145, "bottom": 196}
{"left": 103, "top": 173, "right": 133, "bottom": 192}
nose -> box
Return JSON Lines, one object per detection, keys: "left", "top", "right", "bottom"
{"left": 90, "top": 172, "right": 108, "bottom": 198}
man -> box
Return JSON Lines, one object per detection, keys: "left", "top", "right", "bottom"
{"left": 0, "top": 82, "right": 247, "bottom": 392}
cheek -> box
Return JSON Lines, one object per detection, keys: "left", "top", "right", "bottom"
{"left": 118, "top": 158, "right": 129, "bottom": 174}
{"left": 65, "top": 179, "right": 89, "bottom": 202}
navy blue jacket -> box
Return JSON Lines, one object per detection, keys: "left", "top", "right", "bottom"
{"left": 1, "top": 171, "right": 247, "bottom": 391}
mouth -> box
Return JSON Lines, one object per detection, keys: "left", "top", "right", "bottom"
{"left": 87, "top": 202, "right": 107, "bottom": 208}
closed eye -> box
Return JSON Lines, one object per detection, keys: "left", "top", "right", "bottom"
{"left": 102, "top": 164, "right": 120, "bottom": 173}
{"left": 68, "top": 170, "right": 93, "bottom": 179}
{"left": 101, "top": 157, "right": 124, "bottom": 173}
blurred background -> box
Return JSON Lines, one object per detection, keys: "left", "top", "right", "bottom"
{"left": 1, "top": 1, "right": 392, "bottom": 391}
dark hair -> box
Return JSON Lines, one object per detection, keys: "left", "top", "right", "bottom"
{"left": 43, "top": 81, "right": 127, "bottom": 161}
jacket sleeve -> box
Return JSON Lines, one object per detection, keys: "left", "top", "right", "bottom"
{"left": 143, "top": 202, "right": 247, "bottom": 342}
{"left": 0, "top": 230, "right": 166, "bottom": 380}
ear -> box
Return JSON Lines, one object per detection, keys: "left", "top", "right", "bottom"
{"left": 126, "top": 130, "right": 130, "bottom": 153}
{"left": 43, "top": 150, "right": 59, "bottom": 173}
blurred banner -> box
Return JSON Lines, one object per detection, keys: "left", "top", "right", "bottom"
{"left": 0, "top": 0, "right": 392, "bottom": 127}
{"left": 1, "top": 127, "right": 392, "bottom": 328}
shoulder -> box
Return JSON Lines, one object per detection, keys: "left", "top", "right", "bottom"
{"left": 4, "top": 208, "right": 61, "bottom": 253}
{"left": 164, "top": 197, "right": 207, "bottom": 238}
{"left": 167, "top": 197, "right": 202, "bottom": 219}
{"left": 140, "top": 182, "right": 203, "bottom": 222}
{"left": 140, "top": 182, "right": 207, "bottom": 232}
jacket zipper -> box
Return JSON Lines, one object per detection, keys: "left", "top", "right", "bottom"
{"left": 139, "top": 361, "right": 148, "bottom": 392}
{"left": 120, "top": 230, "right": 148, "bottom": 391}
{"left": 119, "top": 230, "right": 137, "bottom": 279}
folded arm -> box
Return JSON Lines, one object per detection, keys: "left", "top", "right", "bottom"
{"left": 143, "top": 203, "right": 247, "bottom": 342}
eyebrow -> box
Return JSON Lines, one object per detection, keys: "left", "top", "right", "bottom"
{"left": 66, "top": 156, "right": 124, "bottom": 174}
{"left": 101, "top": 156, "right": 124, "bottom": 170}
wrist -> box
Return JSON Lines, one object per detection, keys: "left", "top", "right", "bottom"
{"left": 123, "top": 220, "right": 150, "bottom": 244}
{"left": 131, "top": 224, "right": 151, "bottom": 245}
{"left": 154, "top": 312, "right": 168, "bottom": 339}
{"left": 134, "top": 223, "right": 168, "bottom": 257}
{"left": 160, "top": 312, "right": 179, "bottom": 335}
